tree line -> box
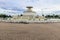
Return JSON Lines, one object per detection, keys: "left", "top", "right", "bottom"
{"left": 0, "top": 14, "right": 60, "bottom": 19}
{"left": 0, "top": 14, "right": 12, "bottom": 18}
{"left": 45, "top": 14, "right": 60, "bottom": 19}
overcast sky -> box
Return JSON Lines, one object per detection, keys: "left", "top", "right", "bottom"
{"left": 0, "top": 0, "right": 60, "bottom": 11}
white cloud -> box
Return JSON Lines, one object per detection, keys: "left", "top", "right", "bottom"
{"left": 0, "top": 0, "right": 60, "bottom": 15}
{"left": 0, "top": 0, "right": 60, "bottom": 9}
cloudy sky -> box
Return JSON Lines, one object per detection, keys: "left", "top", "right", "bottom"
{"left": 0, "top": 0, "right": 60, "bottom": 9}
{"left": 0, "top": 0, "right": 60, "bottom": 14}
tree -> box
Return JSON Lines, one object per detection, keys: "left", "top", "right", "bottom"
{"left": 42, "top": 14, "right": 44, "bottom": 17}
{"left": 45, "top": 14, "right": 60, "bottom": 19}
{"left": 52, "top": 14, "right": 59, "bottom": 18}
{"left": 0, "top": 14, "right": 12, "bottom": 18}
{"left": 20, "top": 14, "right": 23, "bottom": 16}
{"left": 45, "top": 15, "right": 51, "bottom": 18}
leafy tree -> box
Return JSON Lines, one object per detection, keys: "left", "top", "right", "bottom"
{"left": 20, "top": 14, "right": 23, "bottom": 16}
{"left": 45, "top": 14, "right": 60, "bottom": 19}
{"left": 42, "top": 14, "right": 44, "bottom": 17}
{"left": 52, "top": 14, "right": 60, "bottom": 18}
{"left": 0, "top": 14, "right": 12, "bottom": 18}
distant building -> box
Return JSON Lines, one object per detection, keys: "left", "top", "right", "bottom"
{"left": 12, "top": 6, "right": 45, "bottom": 21}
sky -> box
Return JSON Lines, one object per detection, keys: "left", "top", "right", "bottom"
{"left": 0, "top": 0, "right": 60, "bottom": 15}
{"left": 0, "top": 0, "right": 60, "bottom": 9}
